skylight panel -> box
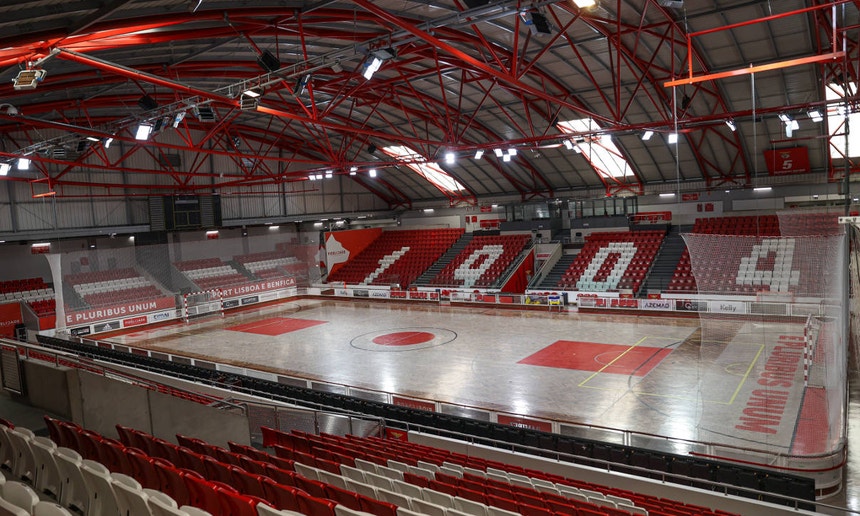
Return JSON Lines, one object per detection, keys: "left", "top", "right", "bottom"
{"left": 557, "top": 118, "right": 633, "bottom": 178}
{"left": 382, "top": 145, "right": 465, "bottom": 192}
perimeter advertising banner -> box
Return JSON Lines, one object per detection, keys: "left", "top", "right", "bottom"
{"left": 764, "top": 147, "right": 810, "bottom": 175}
{"left": 220, "top": 277, "right": 296, "bottom": 299}
{"left": 324, "top": 228, "right": 383, "bottom": 276}
{"left": 0, "top": 302, "right": 22, "bottom": 339}
{"left": 65, "top": 296, "right": 176, "bottom": 325}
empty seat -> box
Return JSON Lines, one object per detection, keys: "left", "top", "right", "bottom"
{"left": 54, "top": 447, "right": 89, "bottom": 514}
{"left": 32, "top": 502, "right": 74, "bottom": 516}
{"left": 81, "top": 458, "right": 121, "bottom": 516}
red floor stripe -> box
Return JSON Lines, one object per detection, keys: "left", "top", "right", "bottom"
{"left": 226, "top": 317, "right": 326, "bottom": 336}
{"left": 790, "top": 386, "right": 830, "bottom": 455}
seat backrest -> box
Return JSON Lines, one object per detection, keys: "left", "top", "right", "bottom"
{"left": 1, "top": 481, "right": 39, "bottom": 513}
{"left": 147, "top": 493, "right": 186, "bottom": 516}
{"left": 30, "top": 436, "right": 61, "bottom": 498}
{"left": 81, "top": 459, "right": 121, "bottom": 516}
{"left": 179, "top": 505, "right": 214, "bottom": 516}
{"left": 0, "top": 497, "right": 28, "bottom": 516}
{"left": 32, "top": 501, "right": 73, "bottom": 516}
{"left": 112, "top": 474, "right": 152, "bottom": 516}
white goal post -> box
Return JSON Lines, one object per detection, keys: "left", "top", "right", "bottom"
{"left": 183, "top": 289, "right": 224, "bottom": 321}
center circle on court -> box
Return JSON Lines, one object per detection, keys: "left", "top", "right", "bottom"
{"left": 372, "top": 331, "right": 435, "bottom": 346}
{"left": 351, "top": 327, "right": 457, "bottom": 351}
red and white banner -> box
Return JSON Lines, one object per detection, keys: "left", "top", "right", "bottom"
{"left": 764, "top": 147, "right": 810, "bottom": 175}
{"left": 220, "top": 277, "right": 296, "bottom": 298}
{"left": 630, "top": 211, "right": 672, "bottom": 223}
{"left": 324, "top": 228, "right": 383, "bottom": 275}
{"left": 65, "top": 296, "right": 176, "bottom": 325}
{"left": 0, "top": 302, "right": 23, "bottom": 339}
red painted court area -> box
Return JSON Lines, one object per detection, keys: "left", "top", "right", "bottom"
{"left": 372, "top": 331, "right": 435, "bottom": 346}
{"left": 791, "top": 387, "right": 830, "bottom": 455}
{"left": 226, "top": 317, "right": 326, "bottom": 336}
{"left": 519, "top": 340, "right": 672, "bottom": 376}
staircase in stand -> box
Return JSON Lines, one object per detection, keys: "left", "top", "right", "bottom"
{"left": 640, "top": 225, "right": 688, "bottom": 296}
{"left": 413, "top": 233, "right": 474, "bottom": 286}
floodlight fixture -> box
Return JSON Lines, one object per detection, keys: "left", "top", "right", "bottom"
{"left": 667, "top": 132, "right": 678, "bottom": 144}
{"left": 474, "top": 149, "right": 484, "bottom": 159}
{"left": 242, "top": 87, "right": 262, "bottom": 98}
{"left": 725, "top": 120, "right": 736, "bottom": 132}
{"left": 563, "top": 139, "right": 575, "bottom": 150}
{"left": 445, "top": 151, "right": 455, "bottom": 164}
{"left": 349, "top": 166, "right": 358, "bottom": 176}
{"left": 13, "top": 69, "right": 46, "bottom": 90}
{"left": 362, "top": 57, "right": 383, "bottom": 80}
{"left": 573, "top": 0, "right": 596, "bottom": 7}
{"left": 172, "top": 111, "right": 186, "bottom": 128}
{"left": 808, "top": 110, "right": 823, "bottom": 122}
{"left": 135, "top": 123, "right": 153, "bottom": 140}
{"left": 86, "top": 136, "right": 99, "bottom": 142}
{"left": 294, "top": 74, "right": 311, "bottom": 95}
{"left": 778, "top": 113, "right": 792, "bottom": 124}
{"left": 0, "top": 163, "right": 9, "bottom": 176}
{"left": 104, "top": 137, "right": 114, "bottom": 148}
{"left": 508, "top": 148, "right": 517, "bottom": 156}
{"left": 641, "top": 130, "right": 654, "bottom": 141}
{"left": 17, "top": 158, "right": 30, "bottom": 170}
{"left": 369, "top": 168, "right": 377, "bottom": 177}
{"left": 493, "top": 148, "right": 504, "bottom": 157}
{"left": 502, "top": 153, "right": 511, "bottom": 162}
{"left": 325, "top": 170, "right": 333, "bottom": 179}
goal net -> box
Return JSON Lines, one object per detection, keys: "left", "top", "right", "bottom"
{"left": 183, "top": 289, "right": 224, "bottom": 321}
{"left": 679, "top": 210, "right": 846, "bottom": 462}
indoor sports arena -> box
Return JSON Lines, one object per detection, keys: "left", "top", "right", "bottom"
{"left": 0, "top": 2, "right": 859, "bottom": 516}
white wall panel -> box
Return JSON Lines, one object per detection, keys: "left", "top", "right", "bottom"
{"left": 55, "top": 201, "right": 96, "bottom": 229}
{"left": 128, "top": 199, "right": 150, "bottom": 225}
{"left": 90, "top": 200, "right": 130, "bottom": 226}
{"left": 0, "top": 204, "right": 12, "bottom": 231}
{"left": 14, "top": 202, "right": 58, "bottom": 231}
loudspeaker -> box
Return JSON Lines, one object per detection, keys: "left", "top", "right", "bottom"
{"left": 138, "top": 94, "right": 158, "bottom": 111}
{"left": 463, "top": 0, "right": 491, "bottom": 8}
{"left": 257, "top": 50, "right": 281, "bottom": 72}
{"left": 367, "top": 144, "right": 377, "bottom": 154}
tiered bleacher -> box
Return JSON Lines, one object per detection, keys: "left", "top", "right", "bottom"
{"left": 666, "top": 215, "right": 784, "bottom": 294}
{"left": 556, "top": 231, "right": 664, "bottom": 294}
{"left": 234, "top": 252, "right": 303, "bottom": 280}
{"left": 0, "top": 414, "right": 748, "bottom": 516}
{"left": 0, "top": 278, "right": 55, "bottom": 317}
{"left": 65, "top": 269, "right": 164, "bottom": 308}
{"left": 326, "top": 229, "right": 463, "bottom": 287}
{"left": 428, "top": 235, "right": 530, "bottom": 288}
{"left": 174, "top": 258, "right": 251, "bottom": 291}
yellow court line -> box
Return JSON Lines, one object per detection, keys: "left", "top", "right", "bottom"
{"left": 725, "top": 343, "right": 765, "bottom": 405}
{"left": 578, "top": 335, "right": 649, "bottom": 388}
{"left": 578, "top": 342, "right": 766, "bottom": 406}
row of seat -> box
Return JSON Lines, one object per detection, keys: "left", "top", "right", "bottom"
{"left": 556, "top": 232, "right": 664, "bottom": 295}
{"left": 0, "top": 477, "right": 72, "bottom": 516}
{"left": 263, "top": 428, "right": 738, "bottom": 516}
{"left": 328, "top": 229, "right": 464, "bottom": 287}
{"left": 428, "top": 235, "right": 530, "bottom": 288}
{"left": 64, "top": 268, "right": 141, "bottom": 286}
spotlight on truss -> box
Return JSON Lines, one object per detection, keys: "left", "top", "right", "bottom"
{"left": 13, "top": 69, "right": 46, "bottom": 90}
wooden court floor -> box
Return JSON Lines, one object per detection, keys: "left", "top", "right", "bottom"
{"left": 102, "top": 298, "right": 834, "bottom": 461}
